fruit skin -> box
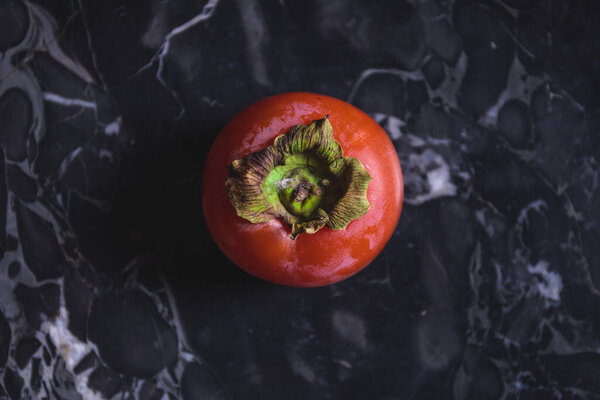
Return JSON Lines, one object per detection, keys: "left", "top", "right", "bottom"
{"left": 202, "top": 92, "right": 404, "bottom": 287}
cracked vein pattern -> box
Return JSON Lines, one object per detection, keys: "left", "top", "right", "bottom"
{"left": 0, "top": 0, "right": 599, "bottom": 399}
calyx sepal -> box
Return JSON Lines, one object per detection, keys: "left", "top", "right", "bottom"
{"left": 225, "top": 117, "right": 372, "bottom": 239}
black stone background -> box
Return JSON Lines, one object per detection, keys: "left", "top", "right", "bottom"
{"left": 0, "top": 0, "right": 600, "bottom": 399}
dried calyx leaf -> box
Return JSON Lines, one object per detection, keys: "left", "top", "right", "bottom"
{"left": 226, "top": 117, "right": 372, "bottom": 239}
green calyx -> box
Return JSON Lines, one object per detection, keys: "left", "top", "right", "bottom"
{"left": 225, "top": 117, "right": 372, "bottom": 239}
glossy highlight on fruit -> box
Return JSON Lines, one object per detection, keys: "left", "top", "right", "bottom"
{"left": 202, "top": 92, "right": 404, "bottom": 287}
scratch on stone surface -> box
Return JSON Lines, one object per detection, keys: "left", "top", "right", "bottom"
{"left": 347, "top": 68, "right": 422, "bottom": 104}
{"left": 287, "top": 352, "right": 316, "bottom": 383}
{"left": 160, "top": 273, "right": 230, "bottom": 398}
{"left": 234, "top": 0, "right": 272, "bottom": 87}
{"left": 44, "top": 305, "right": 103, "bottom": 400}
{"left": 475, "top": 209, "right": 495, "bottom": 237}
{"left": 42, "top": 92, "right": 97, "bottom": 109}
{"left": 103, "top": 118, "right": 121, "bottom": 135}
{"left": 57, "top": 147, "right": 83, "bottom": 179}
{"left": 404, "top": 149, "right": 457, "bottom": 206}
{"left": 527, "top": 261, "right": 563, "bottom": 302}
{"left": 479, "top": 57, "right": 544, "bottom": 128}
{"left": 331, "top": 310, "right": 367, "bottom": 350}
{"left": 384, "top": 114, "right": 405, "bottom": 140}
{"left": 0, "top": 9, "right": 80, "bottom": 82}
{"left": 131, "top": 0, "right": 221, "bottom": 120}
{"left": 517, "top": 199, "right": 548, "bottom": 226}
{"left": 348, "top": 57, "right": 467, "bottom": 112}
{"left": 501, "top": 22, "right": 536, "bottom": 60}
{"left": 76, "top": 0, "right": 109, "bottom": 90}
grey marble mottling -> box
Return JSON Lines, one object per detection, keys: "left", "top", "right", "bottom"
{"left": 0, "top": 0, "right": 599, "bottom": 399}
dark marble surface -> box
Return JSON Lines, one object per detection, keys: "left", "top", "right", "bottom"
{"left": 0, "top": 0, "right": 599, "bottom": 399}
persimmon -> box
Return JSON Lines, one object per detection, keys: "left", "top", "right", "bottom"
{"left": 202, "top": 92, "right": 403, "bottom": 287}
